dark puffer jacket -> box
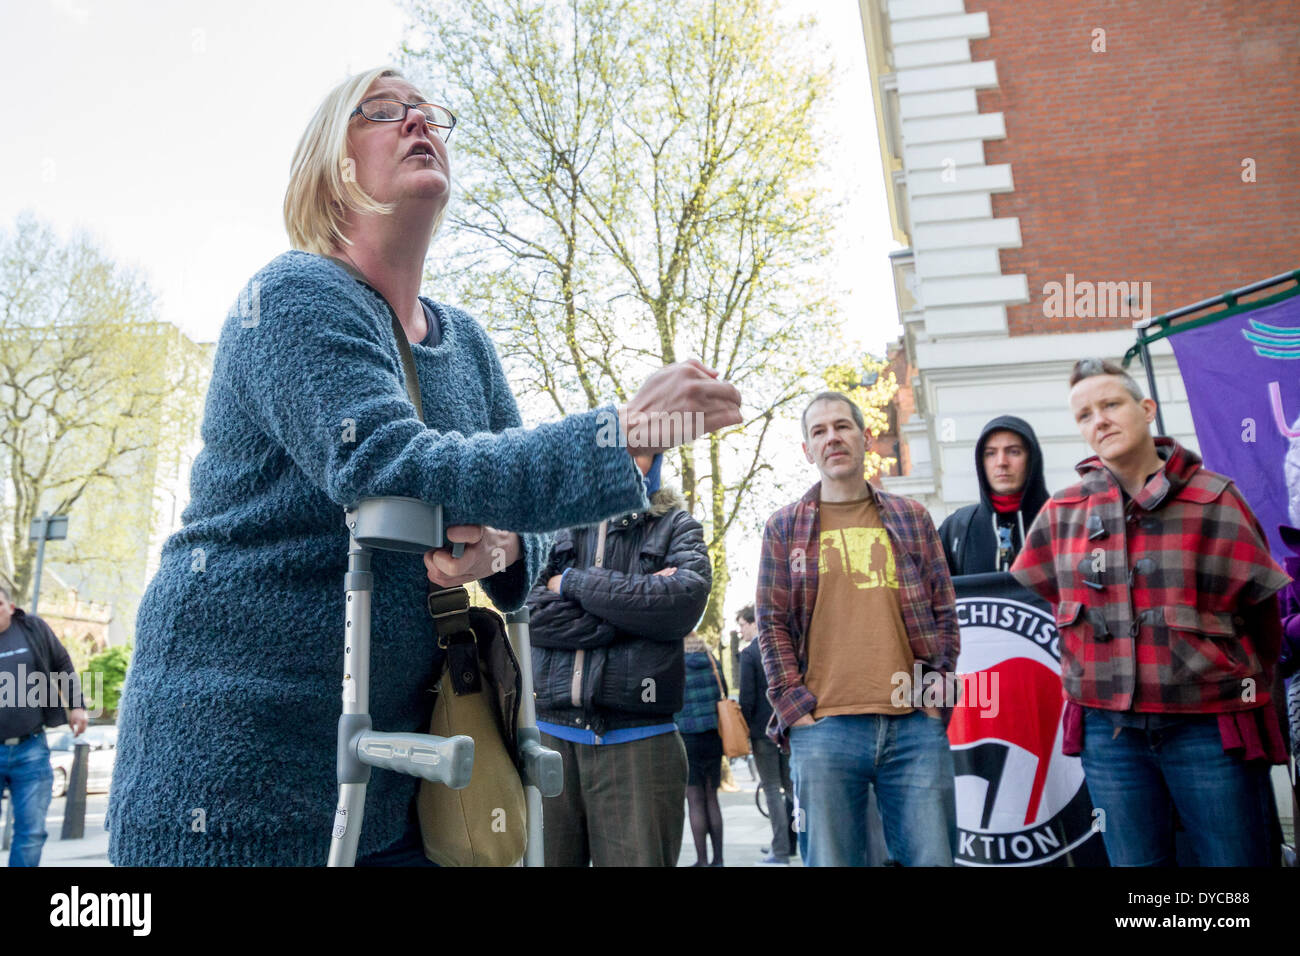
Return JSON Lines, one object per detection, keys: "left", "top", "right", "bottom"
{"left": 528, "top": 485, "right": 711, "bottom": 736}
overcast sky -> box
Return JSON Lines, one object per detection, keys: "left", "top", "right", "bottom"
{"left": 0, "top": 0, "right": 899, "bottom": 351}
{"left": 1, "top": 0, "right": 902, "bottom": 624}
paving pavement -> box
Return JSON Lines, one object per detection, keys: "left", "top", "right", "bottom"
{"left": 676, "top": 757, "right": 802, "bottom": 868}
{"left": 0, "top": 792, "right": 111, "bottom": 868}
{"left": 15, "top": 760, "right": 1290, "bottom": 869}
{"left": 6, "top": 759, "right": 795, "bottom": 868}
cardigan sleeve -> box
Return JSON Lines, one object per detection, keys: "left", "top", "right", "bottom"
{"left": 220, "top": 259, "right": 648, "bottom": 540}
{"left": 474, "top": 311, "right": 553, "bottom": 611}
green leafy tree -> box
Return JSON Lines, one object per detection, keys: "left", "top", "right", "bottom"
{"left": 400, "top": 0, "right": 841, "bottom": 641}
{"left": 86, "top": 644, "right": 131, "bottom": 720}
{"left": 0, "top": 214, "right": 206, "bottom": 612}
{"left": 823, "top": 353, "right": 899, "bottom": 480}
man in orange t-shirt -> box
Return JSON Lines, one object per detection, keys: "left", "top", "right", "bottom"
{"left": 756, "top": 391, "right": 960, "bottom": 866}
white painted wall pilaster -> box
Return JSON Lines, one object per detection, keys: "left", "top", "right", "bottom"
{"left": 877, "top": 0, "right": 1197, "bottom": 520}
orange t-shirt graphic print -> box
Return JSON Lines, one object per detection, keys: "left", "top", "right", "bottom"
{"left": 818, "top": 526, "right": 898, "bottom": 591}
{"left": 805, "top": 496, "right": 915, "bottom": 718}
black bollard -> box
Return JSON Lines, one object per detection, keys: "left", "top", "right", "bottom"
{"left": 60, "top": 742, "right": 90, "bottom": 840}
{"left": 1, "top": 794, "right": 12, "bottom": 851}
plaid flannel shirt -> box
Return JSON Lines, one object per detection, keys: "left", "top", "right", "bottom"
{"left": 755, "top": 480, "right": 960, "bottom": 749}
{"left": 1011, "top": 438, "right": 1290, "bottom": 713}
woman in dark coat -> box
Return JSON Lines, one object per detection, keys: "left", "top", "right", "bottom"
{"left": 675, "top": 632, "right": 727, "bottom": 865}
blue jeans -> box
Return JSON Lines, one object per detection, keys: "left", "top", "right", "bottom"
{"left": 0, "top": 733, "right": 54, "bottom": 868}
{"left": 1079, "top": 710, "right": 1274, "bottom": 867}
{"left": 788, "top": 712, "right": 956, "bottom": 866}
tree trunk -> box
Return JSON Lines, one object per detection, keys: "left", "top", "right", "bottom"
{"left": 695, "top": 432, "right": 730, "bottom": 646}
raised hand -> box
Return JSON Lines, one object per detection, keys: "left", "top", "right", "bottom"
{"left": 618, "top": 359, "right": 743, "bottom": 455}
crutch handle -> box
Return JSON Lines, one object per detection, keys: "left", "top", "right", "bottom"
{"left": 355, "top": 731, "right": 475, "bottom": 789}
{"left": 345, "top": 496, "right": 465, "bottom": 557}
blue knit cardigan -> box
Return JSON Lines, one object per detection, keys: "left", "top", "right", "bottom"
{"left": 106, "top": 251, "right": 648, "bottom": 866}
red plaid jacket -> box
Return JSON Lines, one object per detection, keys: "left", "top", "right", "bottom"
{"left": 755, "top": 481, "right": 960, "bottom": 748}
{"left": 1011, "top": 439, "right": 1290, "bottom": 713}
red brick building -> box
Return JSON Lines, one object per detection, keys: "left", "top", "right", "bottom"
{"left": 972, "top": 0, "right": 1300, "bottom": 337}
{"left": 860, "top": 0, "right": 1300, "bottom": 515}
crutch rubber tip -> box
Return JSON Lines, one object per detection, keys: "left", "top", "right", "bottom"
{"left": 445, "top": 734, "right": 475, "bottom": 790}
{"left": 535, "top": 749, "right": 564, "bottom": 798}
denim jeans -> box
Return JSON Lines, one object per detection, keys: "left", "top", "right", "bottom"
{"left": 0, "top": 733, "right": 54, "bottom": 868}
{"left": 788, "top": 711, "right": 956, "bottom": 866}
{"left": 1079, "top": 709, "right": 1275, "bottom": 867}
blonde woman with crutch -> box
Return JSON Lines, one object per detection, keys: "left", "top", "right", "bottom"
{"left": 105, "top": 66, "right": 741, "bottom": 866}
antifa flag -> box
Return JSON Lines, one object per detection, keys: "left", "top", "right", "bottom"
{"left": 947, "top": 572, "right": 1108, "bottom": 867}
{"left": 1167, "top": 288, "right": 1300, "bottom": 560}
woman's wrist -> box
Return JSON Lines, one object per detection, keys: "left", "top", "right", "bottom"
{"left": 496, "top": 529, "right": 522, "bottom": 570}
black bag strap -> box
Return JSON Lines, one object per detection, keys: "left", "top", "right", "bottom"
{"left": 329, "top": 254, "right": 477, "bottom": 693}
{"left": 431, "top": 587, "right": 481, "bottom": 696}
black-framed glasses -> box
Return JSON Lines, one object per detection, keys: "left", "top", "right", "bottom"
{"left": 351, "top": 98, "right": 457, "bottom": 141}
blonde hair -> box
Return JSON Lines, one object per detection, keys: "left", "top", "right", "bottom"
{"left": 283, "top": 66, "right": 449, "bottom": 255}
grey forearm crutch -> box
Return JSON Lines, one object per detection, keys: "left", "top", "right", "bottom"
{"left": 328, "top": 496, "right": 474, "bottom": 867}
{"left": 505, "top": 605, "right": 564, "bottom": 866}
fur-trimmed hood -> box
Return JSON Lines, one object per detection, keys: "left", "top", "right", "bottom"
{"left": 648, "top": 485, "right": 686, "bottom": 518}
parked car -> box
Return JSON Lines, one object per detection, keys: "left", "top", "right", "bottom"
{"left": 45, "top": 725, "right": 117, "bottom": 797}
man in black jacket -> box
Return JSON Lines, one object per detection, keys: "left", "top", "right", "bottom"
{"left": 938, "top": 415, "right": 1050, "bottom": 575}
{"left": 528, "top": 452, "right": 711, "bottom": 866}
{"left": 0, "top": 584, "right": 87, "bottom": 867}
{"left": 737, "top": 603, "right": 794, "bottom": 864}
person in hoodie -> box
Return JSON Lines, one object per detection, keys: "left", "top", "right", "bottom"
{"left": 938, "top": 416, "right": 1050, "bottom": 575}
{"left": 527, "top": 452, "right": 711, "bottom": 866}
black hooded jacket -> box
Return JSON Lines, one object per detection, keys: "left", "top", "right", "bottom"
{"left": 527, "top": 485, "right": 711, "bottom": 736}
{"left": 937, "top": 415, "right": 1049, "bottom": 576}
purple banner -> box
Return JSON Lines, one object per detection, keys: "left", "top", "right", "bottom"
{"left": 1168, "top": 288, "right": 1300, "bottom": 560}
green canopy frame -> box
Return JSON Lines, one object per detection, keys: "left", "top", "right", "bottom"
{"left": 1122, "top": 269, "right": 1300, "bottom": 436}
